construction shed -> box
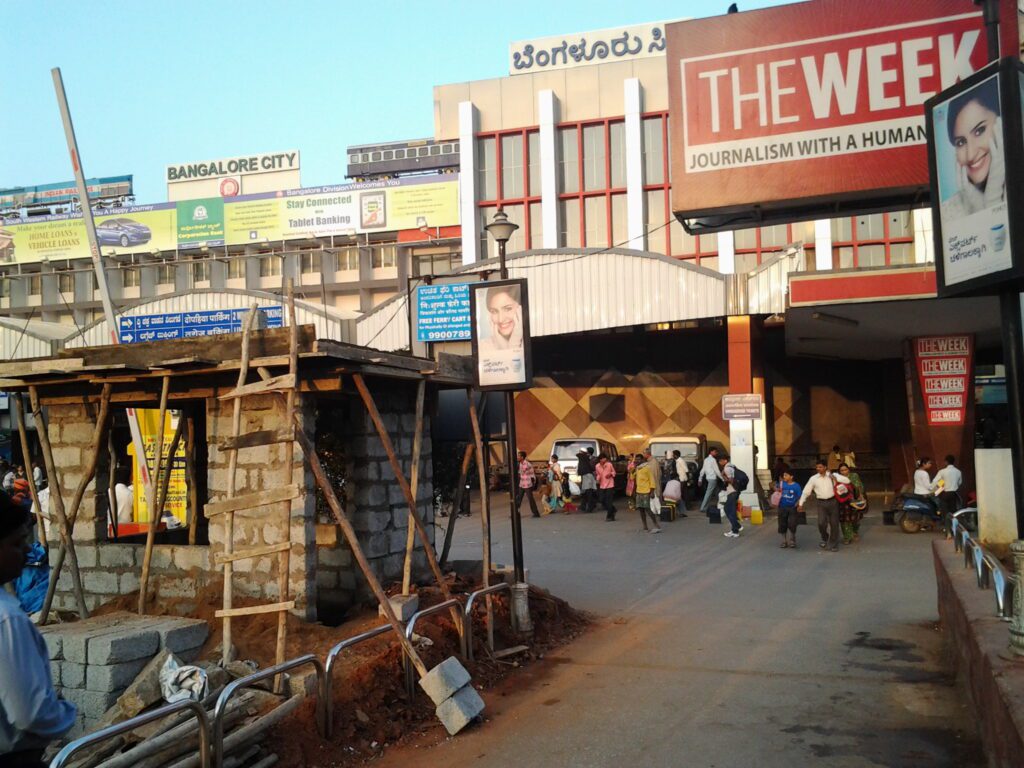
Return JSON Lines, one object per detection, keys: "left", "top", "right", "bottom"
{"left": 0, "top": 322, "right": 474, "bottom": 623}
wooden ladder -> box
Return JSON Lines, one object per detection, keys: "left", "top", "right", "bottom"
{"left": 205, "top": 288, "right": 300, "bottom": 672}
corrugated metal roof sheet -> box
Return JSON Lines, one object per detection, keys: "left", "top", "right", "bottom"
{"left": 357, "top": 248, "right": 727, "bottom": 351}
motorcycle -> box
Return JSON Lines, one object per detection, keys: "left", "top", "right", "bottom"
{"left": 952, "top": 506, "right": 978, "bottom": 534}
{"left": 894, "top": 493, "right": 943, "bottom": 534}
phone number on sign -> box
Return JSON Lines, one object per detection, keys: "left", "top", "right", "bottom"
{"left": 425, "top": 330, "right": 470, "bottom": 341}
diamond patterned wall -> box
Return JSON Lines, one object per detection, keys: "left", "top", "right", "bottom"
{"left": 515, "top": 364, "right": 730, "bottom": 460}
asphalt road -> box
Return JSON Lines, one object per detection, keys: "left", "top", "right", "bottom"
{"left": 415, "top": 501, "right": 984, "bottom": 767}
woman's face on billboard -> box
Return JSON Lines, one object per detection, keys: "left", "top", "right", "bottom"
{"left": 487, "top": 290, "right": 518, "bottom": 340}
{"left": 952, "top": 99, "right": 998, "bottom": 187}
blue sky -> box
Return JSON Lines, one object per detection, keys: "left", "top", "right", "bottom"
{"left": 3, "top": 0, "right": 784, "bottom": 203}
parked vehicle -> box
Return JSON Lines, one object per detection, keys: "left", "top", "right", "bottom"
{"left": 96, "top": 217, "right": 152, "bottom": 248}
{"left": 647, "top": 434, "right": 707, "bottom": 496}
{"left": 550, "top": 438, "right": 627, "bottom": 492}
{"left": 894, "top": 493, "right": 943, "bottom": 533}
{"left": 952, "top": 506, "right": 978, "bottom": 534}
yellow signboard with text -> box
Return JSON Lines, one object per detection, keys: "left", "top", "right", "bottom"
{"left": 129, "top": 409, "right": 187, "bottom": 527}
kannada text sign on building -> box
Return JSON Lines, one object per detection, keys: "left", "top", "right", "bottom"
{"left": 722, "top": 393, "right": 763, "bottom": 420}
{"left": 509, "top": 22, "right": 668, "bottom": 75}
{"left": 667, "top": 0, "right": 1018, "bottom": 224}
{"left": 416, "top": 283, "right": 472, "bottom": 342}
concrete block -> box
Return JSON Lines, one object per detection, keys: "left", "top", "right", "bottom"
{"left": 172, "top": 547, "right": 211, "bottom": 571}
{"left": 378, "top": 594, "right": 419, "bottom": 623}
{"left": 119, "top": 572, "right": 141, "bottom": 594}
{"left": 389, "top": 529, "right": 411, "bottom": 555}
{"left": 434, "top": 684, "right": 485, "bottom": 735}
{"left": 74, "top": 545, "right": 98, "bottom": 569}
{"left": 354, "top": 485, "right": 387, "bottom": 507}
{"left": 52, "top": 446, "right": 81, "bottom": 467}
{"left": 419, "top": 657, "right": 472, "bottom": 707}
{"left": 41, "top": 630, "right": 63, "bottom": 660}
{"left": 262, "top": 523, "right": 286, "bottom": 545}
{"left": 62, "top": 661, "right": 86, "bottom": 689}
{"left": 364, "top": 533, "right": 390, "bottom": 559}
{"left": 99, "top": 546, "right": 136, "bottom": 569}
{"left": 88, "top": 629, "right": 159, "bottom": 665}
{"left": 178, "top": 645, "right": 204, "bottom": 664}
{"left": 86, "top": 658, "right": 149, "bottom": 692}
{"left": 319, "top": 546, "right": 351, "bottom": 568}
{"left": 388, "top": 484, "right": 407, "bottom": 506}
{"left": 154, "top": 618, "right": 209, "bottom": 653}
{"left": 351, "top": 510, "right": 390, "bottom": 534}
{"left": 63, "top": 688, "right": 124, "bottom": 718}
{"left": 50, "top": 661, "right": 61, "bottom": 687}
{"left": 82, "top": 570, "right": 119, "bottom": 594}
{"left": 317, "top": 570, "right": 339, "bottom": 589}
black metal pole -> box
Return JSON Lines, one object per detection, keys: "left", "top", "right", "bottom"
{"left": 497, "top": 239, "right": 526, "bottom": 583}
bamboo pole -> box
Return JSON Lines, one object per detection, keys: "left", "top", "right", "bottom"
{"left": 153, "top": 417, "right": 184, "bottom": 529}
{"left": 466, "top": 389, "right": 494, "bottom": 649}
{"left": 33, "top": 383, "right": 112, "bottom": 622}
{"left": 439, "top": 442, "right": 475, "bottom": 568}
{"left": 185, "top": 417, "right": 198, "bottom": 546}
{"left": 275, "top": 281, "right": 299, "bottom": 690}
{"left": 12, "top": 395, "right": 46, "bottom": 547}
{"left": 291, "top": 424, "right": 428, "bottom": 676}
{"left": 138, "top": 375, "right": 171, "bottom": 615}
{"left": 107, "top": 429, "right": 119, "bottom": 540}
{"left": 401, "top": 378, "right": 426, "bottom": 595}
{"left": 221, "top": 306, "right": 259, "bottom": 665}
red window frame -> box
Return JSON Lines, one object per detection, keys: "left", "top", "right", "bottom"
{"left": 831, "top": 213, "right": 915, "bottom": 268}
{"left": 477, "top": 127, "right": 541, "bottom": 250}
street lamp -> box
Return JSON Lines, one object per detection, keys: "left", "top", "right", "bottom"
{"left": 483, "top": 209, "right": 526, "bottom": 585}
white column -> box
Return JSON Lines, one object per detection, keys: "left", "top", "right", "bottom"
{"left": 913, "top": 208, "right": 934, "bottom": 263}
{"left": 624, "top": 78, "right": 645, "bottom": 250}
{"left": 459, "top": 101, "right": 480, "bottom": 265}
{"left": 814, "top": 219, "right": 833, "bottom": 270}
{"left": 539, "top": 90, "right": 560, "bottom": 249}
{"left": 718, "top": 230, "right": 736, "bottom": 274}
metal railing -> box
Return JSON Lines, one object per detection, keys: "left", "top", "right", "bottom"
{"left": 212, "top": 653, "right": 326, "bottom": 768}
{"left": 464, "top": 582, "right": 512, "bottom": 662}
{"left": 404, "top": 598, "right": 466, "bottom": 698}
{"left": 49, "top": 699, "right": 211, "bottom": 768}
{"left": 954, "top": 527, "right": 1016, "bottom": 621}
{"left": 324, "top": 623, "right": 392, "bottom": 738}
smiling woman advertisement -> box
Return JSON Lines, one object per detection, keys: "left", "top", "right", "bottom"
{"left": 934, "top": 73, "right": 1011, "bottom": 287}
{"left": 471, "top": 279, "right": 532, "bottom": 390}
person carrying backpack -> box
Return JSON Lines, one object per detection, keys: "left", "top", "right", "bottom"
{"left": 718, "top": 454, "right": 747, "bottom": 538}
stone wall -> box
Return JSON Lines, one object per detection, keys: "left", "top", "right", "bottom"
{"left": 316, "top": 382, "right": 435, "bottom": 618}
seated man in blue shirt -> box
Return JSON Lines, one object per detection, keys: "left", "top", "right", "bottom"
{"left": 0, "top": 492, "right": 76, "bottom": 767}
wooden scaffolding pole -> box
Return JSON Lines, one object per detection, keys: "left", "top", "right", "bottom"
{"left": 12, "top": 395, "right": 46, "bottom": 548}
{"left": 138, "top": 375, "right": 171, "bottom": 615}
{"left": 466, "top": 389, "right": 494, "bottom": 649}
{"left": 401, "top": 378, "right": 427, "bottom": 595}
{"left": 34, "top": 383, "right": 113, "bottom": 622}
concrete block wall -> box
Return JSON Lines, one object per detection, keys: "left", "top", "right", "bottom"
{"left": 41, "top": 613, "right": 207, "bottom": 736}
{"left": 206, "top": 394, "right": 317, "bottom": 618}
{"left": 316, "top": 381, "right": 435, "bottom": 616}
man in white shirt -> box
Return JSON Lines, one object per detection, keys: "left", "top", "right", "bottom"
{"left": 798, "top": 459, "right": 841, "bottom": 551}
{"left": 699, "top": 447, "right": 724, "bottom": 516}
{"left": 933, "top": 455, "right": 963, "bottom": 539}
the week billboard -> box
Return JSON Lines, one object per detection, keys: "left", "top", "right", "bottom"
{"left": 0, "top": 174, "right": 458, "bottom": 265}
{"left": 667, "top": 0, "right": 1019, "bottom": 223}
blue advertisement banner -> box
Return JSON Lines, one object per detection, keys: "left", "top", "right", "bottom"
{"left": 118, "top": 306, "right": 283, "bottom": 344}
{"left": 416, "top": 283, "right": 471, "bottom": 342}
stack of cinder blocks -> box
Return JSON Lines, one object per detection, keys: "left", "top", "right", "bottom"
{"left": 40, "top": 612, "right": 208, "bottom": 736}
{"left": 419, "top": 657, "right": 485, "bottom": 735}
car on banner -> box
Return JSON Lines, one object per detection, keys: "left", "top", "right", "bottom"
{"left": 96, "top": 217, "right": 152, "bottom": 248}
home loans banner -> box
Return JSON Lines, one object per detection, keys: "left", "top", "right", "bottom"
{"left": 914, "top": 334, "right": 973, "bottom": 426}
{"left": 0, "top": 174, "right": 459, "bottom": 264}
{"left": 667, "top": 0, "right": 1018, "bottom": 220}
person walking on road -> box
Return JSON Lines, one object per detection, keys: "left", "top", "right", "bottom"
{"left": 0, "top": 491, "right": 77, "bottom": 766}
{"left": 633, "top": 457, "right": 663, "bottom": 534}
{"left": 699, "top": 447, "right": 723, "bottom": 516}
{"left": 595, "top": 454, "right": 618, "bottom": 522}
{"left": 577, "top": 447, "right": 597, "bottom": 513}
{"left": 778, "top": 470, "right": 801, "bottom": 548}
{"left": 643, "top": 448, "right": 662, "bottom": 495}
{"left": 834, "top": 463, "right": 859, "bottom": 545}
{"left": 515, "top": 451, "right": 540, "bottom": 519}
{"left": 718, "top": 454, "right": 745, "bottom": 538}
{"left": 933, "top": 455, "right": 963, "bottom": 539}
{"left": 672, "top": 450, "right": 690, "bottom": 516}
{"left": 798, "top": 460, "right": 841, "bottom": 552}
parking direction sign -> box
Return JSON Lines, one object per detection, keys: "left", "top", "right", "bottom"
{"left": 117, "top": 306, "right": 282, "bottom": 344}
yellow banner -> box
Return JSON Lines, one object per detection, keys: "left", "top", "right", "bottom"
{"left": 129, "top": 409, "right": 187, "bottom": 526}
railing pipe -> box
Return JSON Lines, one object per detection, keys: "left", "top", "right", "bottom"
{"left": 464, "top": 582, "right": 512, "bottom": 661}
{"left": 323, "top": 624, "right": 392, "bottom": 738}
{"left": 403, "top": 598, "right": 465, "bottom": 698}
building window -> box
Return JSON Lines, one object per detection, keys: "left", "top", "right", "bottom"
{"left": 582, "top": 124, "right": 606, "bottom": 192}
{"left": 501, "top": 134, "right": 524, "bottom": 199}
{"left": 477, "top": 137, "right": 497, "bottom": 201}
{"left": 259, "top": 256, "right": 281, "bottom": 277}
{"left": 299, "top": 251, "right": 322, "bottom": 273}
{"left": 227, "top": 258, "right": 245, "bottom": 279}
{"left": 412, "top": 249, "right": 461, "bottom": 276}
{"left": 477, "top": 128, "right": 541, "bottom": 255}
{"left": 156, "top": 264, "right": 175, "bottom": 285}
{"left": 610, "top": 122, "right": 627, "bottom": 189}
{"left": 559, "top": 128, "right": 579, "bottom": 195}
{"left": 642, "top": 117, "right": 665, "bottom": 185}
{"left": 336, "top": 247, "right": 359, "bottom": 271}
{"left": 830, "top": 211, "right": 915, "bottom": 268}
{"left": 529, "top": 201, "right": 544, "bottom": 249}
{"left": 28, "top": 274, "right": 41, "bottom": 295}
{"left": 57, "top": 269, "right": 74, "bottom": 294}
{"left": 528, "top": 133, "right": 541, "bottom": 196}
{"left": 123, "top": 267, "right": 140, "bottom": 288}
{"left": 191, "top": 260, "right": 210, "bottom": 283}
{"left": 371, "top": 244, "right": 396, "bottom": 269}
